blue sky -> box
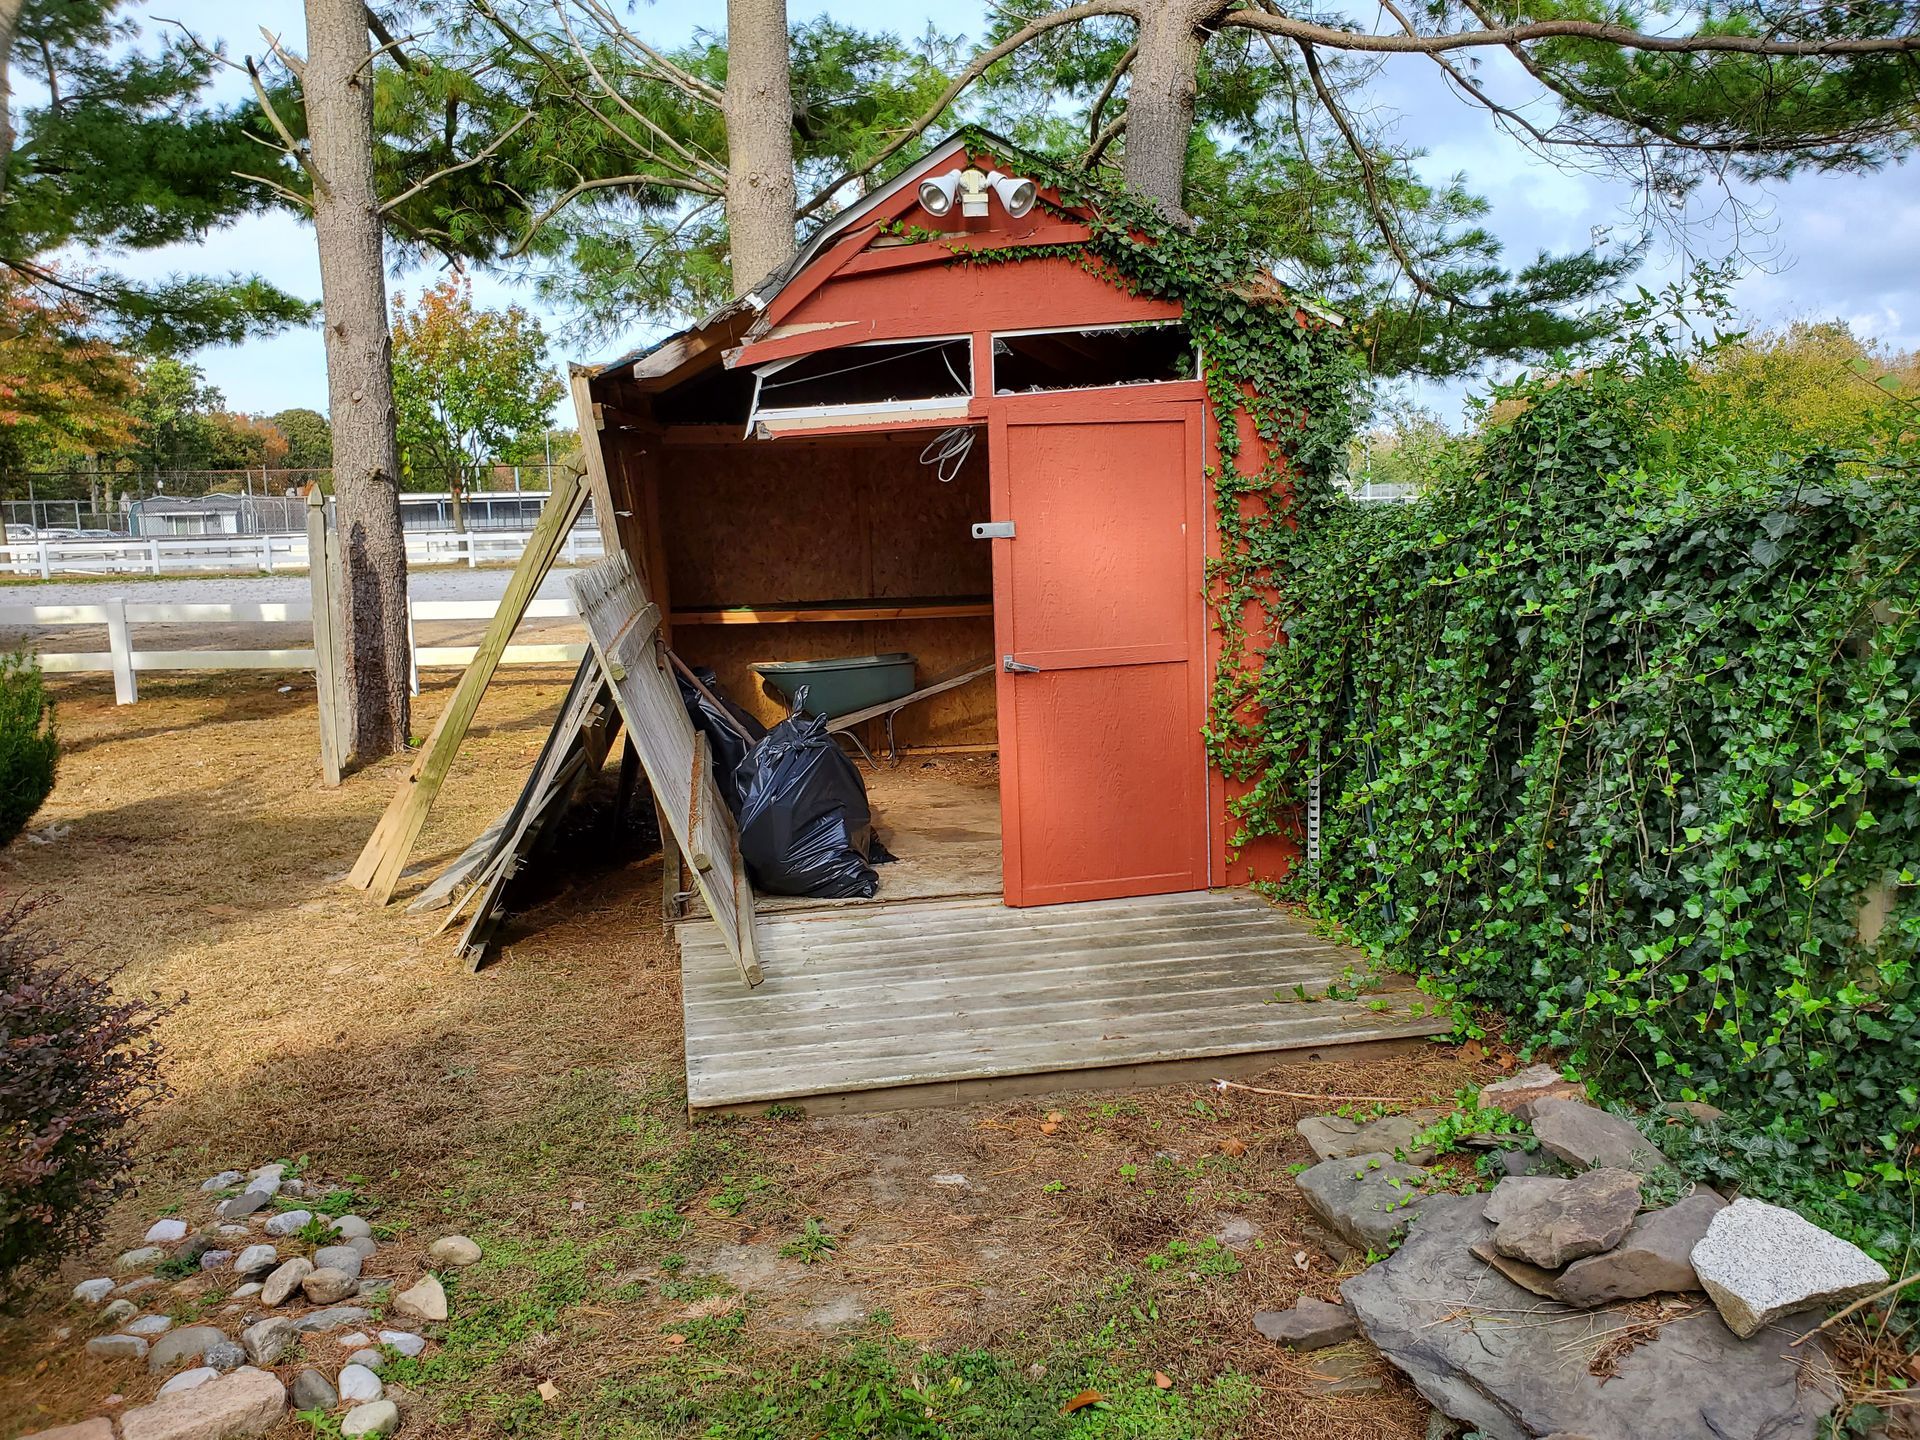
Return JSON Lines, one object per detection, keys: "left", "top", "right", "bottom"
{"left": 98, "top": 0, "right": 1920, "bottom": 425}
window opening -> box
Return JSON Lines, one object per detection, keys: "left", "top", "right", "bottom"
{"left": 753, "top": 337, "right": 972, "bottom": 414}
{"left": 991, "top": 322, "right": 1195, "bottom": 395}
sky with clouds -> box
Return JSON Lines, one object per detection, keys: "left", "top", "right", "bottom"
{"left": 96, "top": 0, "right": 1920, "bottom": 427}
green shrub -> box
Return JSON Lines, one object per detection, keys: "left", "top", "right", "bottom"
{"left": 0, "top": 649, "right": 57, "bottom": 845}
{"left": 1255, "top": 339, "right": 1919, "bottom": 1255}
{"left": 0, "top": 900, "right": 174, "bottom": 1285}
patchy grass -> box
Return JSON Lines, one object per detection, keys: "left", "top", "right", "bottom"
{"left": 0, "top": 672, "right": 1489, "bottom": 1440}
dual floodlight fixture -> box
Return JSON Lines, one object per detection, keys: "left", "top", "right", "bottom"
{"left": 918, "top": 166, "right": 1038, "bottom": 220}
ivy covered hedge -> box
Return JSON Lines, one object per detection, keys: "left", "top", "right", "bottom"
{"left": 1251, "top": 348, "right": 1919, "bottom": 1251}
{"left": 938, "top": 138, "right": 1916, "bottom": 1245}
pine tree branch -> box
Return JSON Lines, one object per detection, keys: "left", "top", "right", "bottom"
{"left": 549, "top": 0, "right": 730, "bottom": 186}
{"left": 511, "top": 173, "right": 723, "bottom": 256}
{"left": 1088, "top": 40, "right": 1138, "bottom": 147}
{"left": 244, "top": 55, "right": 329, "bottom": 203}
{"left": 1294, "top": 36, "right": 1489, "bottom": 311}
{"left": 235, "top": 169, "right": 314, "bottom": 212}
{"left": 1449, "top": 0, "right": 1882, "bottom": 158}
{"left": 380, "top": 111, "right": 534, "bottom": 215}
{"left": 571, "top": 0, "right": 724, "bottom": 106}
{"left": 1221, "top": 7, "right": 1920, "bottom": 58}
{"left": 1083, "top": 111, "right": 1127, "bottom": 168}
{"left": 364, "top": 4, "right": 415, "bottom": 72}
{"left": 257, "top": 27, "right": 305, "bottom": 83}
{"left": 795, "top": 0, "right": 1139, "bottom": 220}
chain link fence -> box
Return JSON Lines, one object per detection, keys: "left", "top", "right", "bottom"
{"left": 0, "top": 463, "right": 571, "bottom": 536}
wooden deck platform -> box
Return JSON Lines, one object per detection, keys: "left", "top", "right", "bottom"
{"left": 678, "top": 889, "right": 1447, "bottom": 1113}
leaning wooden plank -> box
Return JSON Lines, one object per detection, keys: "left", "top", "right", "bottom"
{"left": 406, "top": 654, "right": 606, "bottom": 922}
{"left": 454, "top": 659, "right": 613, "bottom": 968}
{"left": 347, "top": 466, "right": 587, "bottom": 904}
{"left": 457, "top": 747, "right": 594, "bottom": 970}
{"left": 406, "top": 810, "right": 510, "bottom": 914}
{"left": 570, "top": 553, "right": 762, "bottom": 987}
{"left": 570, "top": 370, "right": 622, "bottom": 555}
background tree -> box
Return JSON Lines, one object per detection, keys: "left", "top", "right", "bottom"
{"left": 392, "top": 3, "right": 957, "bottom": 327}
{"left": 390, "top": 275, "right": 565, "bottom": 528}
{"left": 122, "top": 357, "right": 223, "bottom": 472}
{"left": 1693, "top": 320, "right": 1920, "bottom": 455}
{"left": 0, "top": 283, "right": 137, "bottom": 476}
{"left": 722, "top": 0, "right": 797, "bottom": 292}
{"left": 201, "top": 414, "right": 292, "bottom": 474}
{"left": 269, "top": 408, "right": 333, "bottom": 469}
{"left": 0, "top": 0, "right": 311, "bottom": 350}
{"left": 415, "top": 0, "right": 1918, "bottom": 378}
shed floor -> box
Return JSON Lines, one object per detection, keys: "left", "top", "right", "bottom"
{"left": 678, "top": 889, "right": 1449, "bottom": 1113}
{"left": 754, "top": 753, "right": 1002, "bottom": 914}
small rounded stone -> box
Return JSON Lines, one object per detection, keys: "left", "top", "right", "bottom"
{"left": 340, "top": 1400, "right": 400, "bottom": 1439}
{"left": 425, "top": 1235, "right": 481, "bottom": 1268}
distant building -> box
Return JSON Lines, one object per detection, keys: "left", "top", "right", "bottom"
{"left": 128, "top": 490, "right": 563, "bottom": 536}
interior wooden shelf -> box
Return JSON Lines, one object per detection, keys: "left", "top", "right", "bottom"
{"left": 671, "top": 597, "right": 992, "bottom": 625}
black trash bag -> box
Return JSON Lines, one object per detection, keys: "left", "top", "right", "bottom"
{"left": 672, "top": 664, "right": 766, "bottom": 815}
{"left": 734, "top": 686, "right": 884, "bottom": 898}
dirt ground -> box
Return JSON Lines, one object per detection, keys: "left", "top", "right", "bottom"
{"left": 0, "top": 671, "right": 1498, "bottom": 1440}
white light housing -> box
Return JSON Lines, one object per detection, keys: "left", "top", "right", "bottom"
{"left": 917, "top": 170, "right": 961, "bottom": 216}
{"left": 958, "top": 167, "right": 991, "bottom": 217}
{"left": 917, "top": 165, "right": 1040, "bottom": 220}
{"left": 986, "top": 171, "right": 1037, "bottom": 219}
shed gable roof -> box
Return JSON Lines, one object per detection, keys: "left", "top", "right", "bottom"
{"left": 601, "top": 129, "right": 1099, "bottom": 391}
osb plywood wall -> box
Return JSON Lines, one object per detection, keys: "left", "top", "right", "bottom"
{"left": 658, "top": 435, "right": 996, "bottom": 747}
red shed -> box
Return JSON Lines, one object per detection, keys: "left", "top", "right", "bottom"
{"left": 419, "top": 132, "right": 1444, "bottom": 1110}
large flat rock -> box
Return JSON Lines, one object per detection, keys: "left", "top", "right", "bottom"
{"left": 1342, "top": 1194, "right": 1838, "bottom": 1440}
{"left": 120, "top": 1366, "right": 285, "bottom": 1440}
{"left": 1528, "top": 1100, "right": 1668, "bottom": 1175}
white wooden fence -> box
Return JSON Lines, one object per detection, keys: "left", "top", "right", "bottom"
{"left": 0, "top": 597, "right": 584, "bottom": 704}
{"left": 0, "top": 526, "right": 604, "bottom": 579}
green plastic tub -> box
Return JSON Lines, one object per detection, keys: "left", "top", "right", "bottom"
{"left": 753, "top": 652, "right": 917, "bottom": 719}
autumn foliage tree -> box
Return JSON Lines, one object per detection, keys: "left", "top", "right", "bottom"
{"left": 0, "top": 282, "right": 137, "bottom": 475}
{"left": 390, "top": 275, "right": 564, "bottom": 528}
{"left": 1694, "top": 321, "right": 1920, "bottom": 455}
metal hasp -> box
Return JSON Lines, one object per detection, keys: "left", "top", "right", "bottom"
{"left": 972, "top": 520, "right": 1015, "bottom": 539}
{"left": 1003, "top": 655, "right": 1040, "bottom": 674}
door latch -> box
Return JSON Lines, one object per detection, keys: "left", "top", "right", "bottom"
{"left": 1003, "top": 655, "right": 1040, "bottom": 674}
{"left": 972, "top": 520, "right": 1015, "bottom": 540}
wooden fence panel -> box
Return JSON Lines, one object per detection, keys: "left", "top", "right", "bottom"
{"left": 569, "top": 554, "right": 761, "bottom": 987}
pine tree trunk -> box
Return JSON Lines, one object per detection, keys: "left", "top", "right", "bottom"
{"left": 304, "top": 0, "right": 410, "bottom": 760}
{"left": 1123, "top": 2, "right": 1215, "bottom": 220}
{"left": 722, "top": 0, "right": 797, "bottom": 296}
{"left": 0, "top": 0, "right": 23, "bottom": 198}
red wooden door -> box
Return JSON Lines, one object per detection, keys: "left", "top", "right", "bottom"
{"left": 989, "top": 397, "right": 1211, "bottom": 906}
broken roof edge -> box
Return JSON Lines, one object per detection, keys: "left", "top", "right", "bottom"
{"left": 582, "top": 126, "right": 1344, "bottom": 387}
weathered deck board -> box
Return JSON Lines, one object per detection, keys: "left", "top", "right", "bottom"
{"left": 679, "top": 889, "right": 1446, "bottom": 1112}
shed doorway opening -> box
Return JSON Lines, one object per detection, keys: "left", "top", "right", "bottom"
{"left": 652, "top": 422, "right": 1002, "bottom": 912}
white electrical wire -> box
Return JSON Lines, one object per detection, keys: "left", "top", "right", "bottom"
{"left": 919, "top": 426, "right": 975, "bottom": 483}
